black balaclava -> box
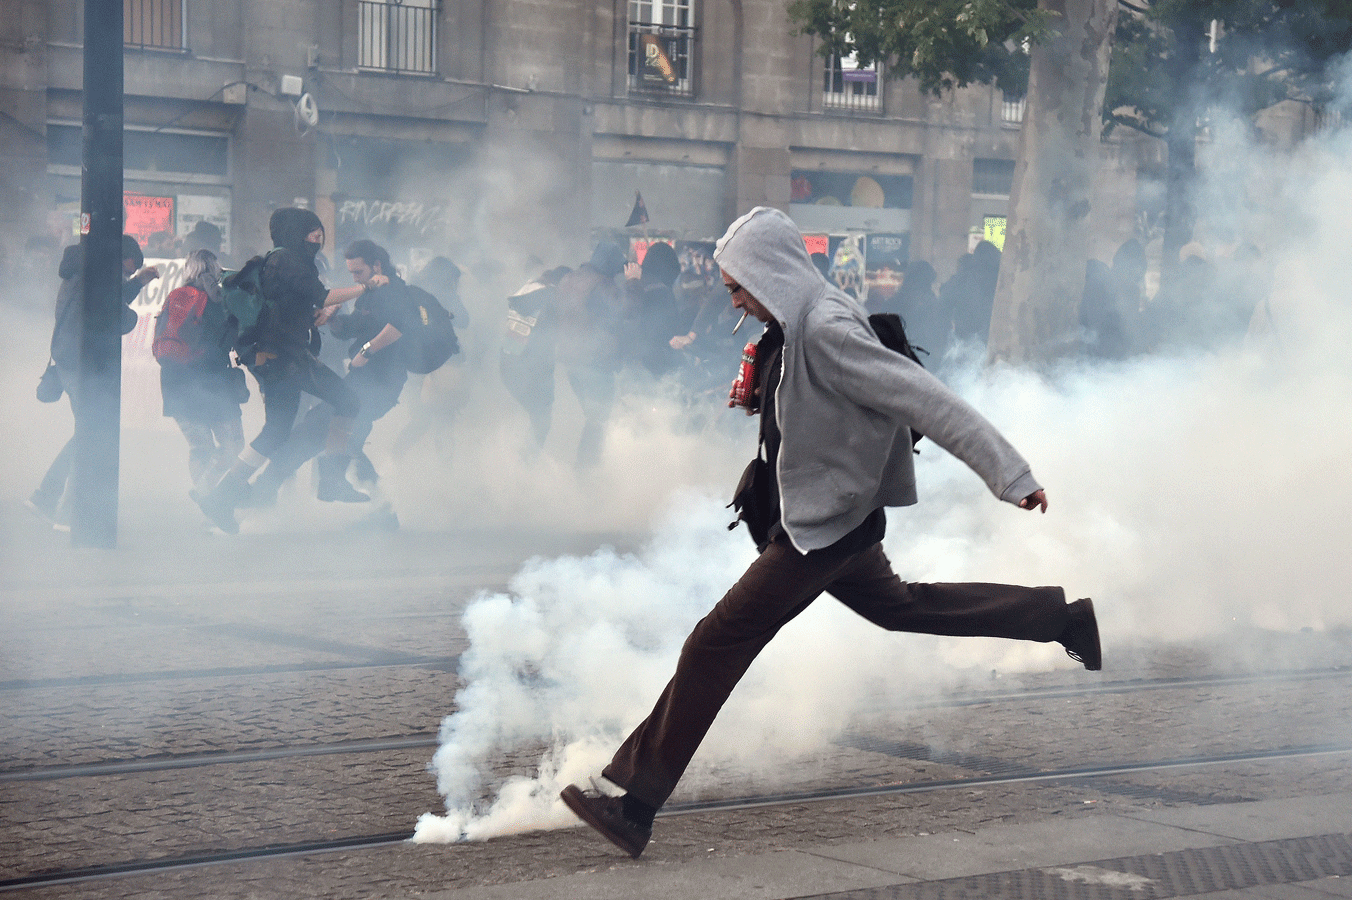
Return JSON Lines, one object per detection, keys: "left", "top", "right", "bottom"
{"left": 269, "top": 207, "right": 325, "bottom": 259}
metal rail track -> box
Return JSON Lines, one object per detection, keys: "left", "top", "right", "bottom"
{"left": 4, "top": 741, "right": 1351, "bottom": 892}
{"left": 0, "top": 654, "right": 460, "bottom": 692}
{"left": 4, "top": 663, "right": 1350, "bottom": 784}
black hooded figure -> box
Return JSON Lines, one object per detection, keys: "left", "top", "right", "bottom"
{"left": 624, "top": 241, "right": 688, "bottom": 377}
{"left": 192, "top": 207, "right": 382, "bottom": 533}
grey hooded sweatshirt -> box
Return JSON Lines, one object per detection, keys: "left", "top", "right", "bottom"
{"left": 713, "top": 207, "right": 1041, "bottom": 553}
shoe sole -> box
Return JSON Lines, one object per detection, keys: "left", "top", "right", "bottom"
{"left": 1079, "top": 598, "right": 1102, "bottom": 671}
{"left": 560, "top": 785, "right": 646, "bottom": 859}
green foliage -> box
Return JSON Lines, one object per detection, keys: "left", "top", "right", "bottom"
{"left": 1107, "top": 0, "right": 1352, "bottom": 138}
{"left": 786, "top": 0, "right": 1050, "bottom": 96}
{"left": 789, "top": 0, "right": 1352, "bottom": 128}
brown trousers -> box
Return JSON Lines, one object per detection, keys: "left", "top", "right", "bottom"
{"left": 603, "top": 537, "right": 1069, "bottom": 809}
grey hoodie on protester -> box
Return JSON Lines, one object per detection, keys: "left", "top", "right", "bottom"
{"left": 712, "top": 207, "right": 1041, "bottom": 553}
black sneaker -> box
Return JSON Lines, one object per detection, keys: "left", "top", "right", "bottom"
{"left": 560, "top": 783, "right": 651, "bottom": 859}
{"left": 1060, "top": 598, "right": 1102, "bottom": 671}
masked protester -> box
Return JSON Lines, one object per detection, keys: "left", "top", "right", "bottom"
{"left": 192, "top": 208, "right": 384, "bottom": 533}
{"left": 560, "top": 207, "right": 1101, "bottom": 859}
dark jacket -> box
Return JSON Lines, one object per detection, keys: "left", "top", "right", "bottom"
{"left": 256, "top": 208, "right": 328, "bottom": 359}
{"left": 328, "top": 274, "right": 422, "bottom": 385}
{"left": 50, "top": 244, "right": 142, "bottom": 370}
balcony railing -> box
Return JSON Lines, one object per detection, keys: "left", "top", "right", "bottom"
{"left": 358, "top": 0, "right": 438, "bottom": 75}
{"left": 821, "top": 51, "right": 881, "bottom": 113}
{"left": 1001, "top": 95, "right": 1026, "bottom": 125}
{"left": 124, "top": 0, "right": 185, "bottom": 50}
{"left": 628, "top": 23, "right": 695, "bottom": 98}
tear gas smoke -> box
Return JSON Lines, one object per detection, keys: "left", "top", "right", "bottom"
{"left": 414, "top": 104, "right": 1352, "bottom": 842}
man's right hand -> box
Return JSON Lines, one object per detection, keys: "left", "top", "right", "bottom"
{"left": 1019, "top": 490, "right": 1048, "bottom": 513}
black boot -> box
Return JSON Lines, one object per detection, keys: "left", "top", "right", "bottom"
{"left": 316, "top": 454, "right": 369, "bottom": 503}
{"left": 191, "top": 470, "right": 249, "bottom": 534}
{"left": 351, "top": 451, "right": 379, "bottom": 486}
{"left": 237, "top": 462, "right": 285, "bottom": 509}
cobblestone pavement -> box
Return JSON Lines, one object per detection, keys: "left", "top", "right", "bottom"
{"left": 4, "top": 508, "right": 1352, "bottom": 898}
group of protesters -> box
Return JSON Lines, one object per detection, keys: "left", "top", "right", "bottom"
{"left": 26, "top": 208, "right": 464, "bottom": 534}
{"left": 25, "top": 205, "right": 1274, "bottom": 535}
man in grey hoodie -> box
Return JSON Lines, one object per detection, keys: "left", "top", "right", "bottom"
{"left": 560, "top": 207, "right": 1100, "bottom": 859}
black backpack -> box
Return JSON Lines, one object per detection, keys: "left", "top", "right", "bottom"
{"left": 221, "top": 249, "right": 281, "bottom": 359}
{"left": 868, "top": 312, "right": 928, "bottom": 446}
{"left": 402, "top": 285, "right": 460, "bottom": 374}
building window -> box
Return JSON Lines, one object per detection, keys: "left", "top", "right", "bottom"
{"left": 124, "top": 0, "right": 185, "bottom": 50}
{"left": 973, "top": 158, "right": 1015, "bottom": 196}
{"left": 1001, "top": 91, "right": 1026, "bottom": 125}
{"left": 823, "top": 50, "right": 880, "bottom": 112}
{"left": 358, "top": 0, "right": 438, "bottom": 74}
{"left": 628, "top": 0, "right": 695, "bottom": 98}
{"left": 48, "top": 124, "right": 229, "bottom": 180}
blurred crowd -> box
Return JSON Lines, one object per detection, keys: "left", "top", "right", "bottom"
{"left": 7, "top": 210, "right": 1277, "bottom": 533}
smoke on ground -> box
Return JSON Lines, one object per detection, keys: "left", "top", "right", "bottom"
{"left": 413, "top": 103, "right": 1352, "bottom": 843}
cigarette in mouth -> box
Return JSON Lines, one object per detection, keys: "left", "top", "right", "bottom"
{"left": 732, "top": 310, "right": 749, "bottom": 335}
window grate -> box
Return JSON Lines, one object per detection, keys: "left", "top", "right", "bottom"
{"left": 823, "top": 53, "right": 880, "bottom": 112}
{"left": 124, "top": 0, "right": 185, "bottom": 50}
{"left": 358, "top": 0, "right": 438, "bottom": 75}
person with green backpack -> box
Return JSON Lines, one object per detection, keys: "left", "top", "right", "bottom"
{"left": 192, "top": 207, "right": 384, "bottom": 533}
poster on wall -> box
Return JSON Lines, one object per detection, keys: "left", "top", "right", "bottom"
{"left": 864, "top": 233, "right": 910, "bottom": 306}
{"left": 177, "top": 194, "right": 232, "bottom": 256}
{"left": 123, "top": 193, "right": 175, "bottom": 249}
{"left": 982, "top": 215, "right": 1007, "bottom": 251}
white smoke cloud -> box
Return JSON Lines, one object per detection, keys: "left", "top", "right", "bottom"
{"left": 414, "top": 95, "right": 1352, "bottom": 843}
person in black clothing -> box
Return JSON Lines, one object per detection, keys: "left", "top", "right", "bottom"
{"left": 557, "top": 241, "right": 626, "bottom": 469}
{"left": 193, "top": 208, "right": 383, "bottom": 533}
{"left": 891, "top": 259, "right": 950, "bottom": 366}
{"left": 389, "top": 255, "right": 473, "bottom": 461}
{"left": 943, "top": 240, "right": 1001, "bottom": 349}
{"left": 246, "top": 239, "right": 418, "bottom": 506}
{"left": 622, "top": 241, "right": 688, "bottom": 378}
{"left": 500, "top": 265, "right": 570, "bottom": 451}
{"left": 27, "top": 235, "right": 158, "bottom": 530}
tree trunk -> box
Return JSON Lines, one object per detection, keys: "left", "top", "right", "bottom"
{"left": 1160, "top": 14, "right": 1203, "bottom": 286}
{"left": 987, "top": 0, "right": 1117, "bottom": 365}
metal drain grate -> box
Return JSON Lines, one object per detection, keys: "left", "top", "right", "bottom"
{"left": 800, "top": 831, "right": 1352, "bottom": 899}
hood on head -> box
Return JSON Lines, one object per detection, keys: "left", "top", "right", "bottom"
{"left": 269, "top": 207, "right": 324, "bottom": 256}
{"left": 713, "top": 207, "right": 827, "bottom": 328}
{"left": 640, "top": 241, "right": 680, "bottom": 288}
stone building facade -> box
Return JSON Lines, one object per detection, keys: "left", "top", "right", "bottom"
{"left": 0, "top": 0, "right": 1252, "bottom": 285}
